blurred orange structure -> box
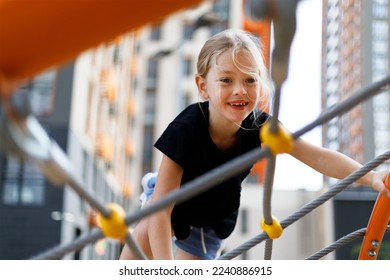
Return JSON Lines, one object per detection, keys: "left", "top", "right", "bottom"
{"left": 358, "top": 174, "right": 390, "bottom": 260}
{"left": 242, "top": 1, "right": 271, "bottom": 184}
{"left": 0, "top": 0, "right": 203, "bottom": 96}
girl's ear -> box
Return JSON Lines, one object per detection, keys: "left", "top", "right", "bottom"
{"left": 195, "top": 75, "right": 209, "bottom": 100}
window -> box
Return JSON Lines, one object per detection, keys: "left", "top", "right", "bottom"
{"left": 240, "top": 208, "right": 248, "bottom": 233}
{"left": 142, "top": 125, "right": 154, "bottom": 176}
{"left": 144, "top": 90, "right": 156, "bottom": 125}
{"left": 372, "top": 20, "right": 388, "bottom": 40}
{"left": 21, "top": 70, "right": 57, "bottom": 116}
{"left": 373, "top": 0, "right": 388, "bottom": 18}
{"left": 211, "top": 0, "right": 230, "bottom": 36}
{"left": 182, "top": 57, "right": 192, "bottom": 77}
{"left": 144, "top": 58, "right": 158, "bottom": 174}
{"left": 113, "top": 45, "right": 121, "bottom": 65}
{"left": 373, "top": 40, "right": 388, "bottom": 54}
{"left": 3, "top": 180, "right": 19, "bottom": 205}
{"left": 180, "top": 91, "right": 192, "bottom": 110}
{"left": 82, "top": 150, "right": 89, "bottom": 182}
{"left": 21, "top": 179, "right": 45, "bottom": 205}
{"left": 150, "top": 23, "right": 162, "bottom": 41}
{"left": 212, "top": 0, "right": 230, "bottom": 17}
{"left": 1, "top": 156, "right": 45, "bottom": 206}
{"left": 146, "top": 59, "right": 158, "bottom": 89}
{"left": 183, "top": 23, "right": 194, "bottom": 40}
{"left": 211, "top": 24, "right": 227, "bottom": 36}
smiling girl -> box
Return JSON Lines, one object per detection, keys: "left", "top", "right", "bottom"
{"left": 120, "top": 29, "right": 390, "bottom": 260}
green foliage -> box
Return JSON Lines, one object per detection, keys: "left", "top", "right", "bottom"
{"left": 350, "top": 241, "right": 390, "bottom": 260}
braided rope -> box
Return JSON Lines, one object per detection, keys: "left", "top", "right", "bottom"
{"left": 27, "top": 73, "right": 390, "bottom": 259}
{"left": 66, "top": 174, "right": 112, "bottom": 218}
{"left": 0, "top": 0, "right": 387, "bottom": 260}
{"left": 305, "top": 229, "right": 366, "bottom": 260}
{"left": 281, "top": 151, "right": 390, "bottom": 229}
{"left": 306, "top": 226, "right": 390, "bottom": 260}
{"left": 30, "top": 228, "right": 104, "bottom": 260}
{"left": 218, "top": 151, "right": 390, "bottom": 260}
{"left": 123, "top": 147, "right": 272, "bottom": 226}
{"left": 263, "top": 156, "right": 276, "bottom": 224}
{"left": 264, "top": 239, "right": 273, "bottom": 260}
{"left": 258, "top": 75, "right": 390, "bottom": 259}
{"left": 293, "top": 75, "right": 390, "bottom": 140}
{"left": 27, "top": 146, "right": 271, "bottom": 260}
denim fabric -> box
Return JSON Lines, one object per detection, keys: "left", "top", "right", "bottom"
{"left": 174, "top": 226, "right": 223, "bottom": 260}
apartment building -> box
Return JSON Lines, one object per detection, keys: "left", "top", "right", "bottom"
{"left": 0, "top": 0, "right": 332, "bottom": 260}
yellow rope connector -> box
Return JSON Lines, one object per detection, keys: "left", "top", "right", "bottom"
{"left": 260, "top": 121, "right": 294, "bottom": 155}
{"left": 97, "top": 203, "right": 128, "bottom": 239}
{"left": 260, "top": 216, "right": 283, "bottom": 239}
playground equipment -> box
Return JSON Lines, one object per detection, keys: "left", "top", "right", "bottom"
{"left": 358, "top": 174, "right": 390, "bottom": 259}
{"left": 0, "top": 0, "right": 204, "bottom": 95}
{"left": 0, "top": 0, "right": 389, "bottom": 260}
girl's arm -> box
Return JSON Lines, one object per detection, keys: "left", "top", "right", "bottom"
{"left": 289, "top": 138, "right": 390, "bottom": 197}
{"left": 148, "top": 155, "right": 183, "bottom": 259}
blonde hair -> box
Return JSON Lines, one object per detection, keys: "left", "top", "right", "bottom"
{"left": 196, "top": 29, "right": 272, "bottom": 112}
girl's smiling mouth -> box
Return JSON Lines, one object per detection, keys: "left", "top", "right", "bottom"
{"left": 228, "top": 101, "right": 249, "bottom": 108}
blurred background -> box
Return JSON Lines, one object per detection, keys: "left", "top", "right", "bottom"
{"left": 0, "top": 0, "right": 389, "bottom": 260}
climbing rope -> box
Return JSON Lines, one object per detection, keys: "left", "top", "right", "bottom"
{"left": 307, "top": 228, "right": 367, "bottom": 260}
{"left": 0, "top": 64, "right": 386, "bottom": 262}
{"left": 25, "top": 144, "right": 388, "bottom": 260}
{"left": 218, "top": 151, "right": 390, "bottom": 260}
{"left": 0, "top": 70, "right": 386, "bottom": 260}
{"left": 306, "top": 226, "right": 390, "bottom": 260}
{"left": 0, "top": 0, "right": 389, "bottom": 260}
{"left": 259, "top": 0, "right": 298, "bottom": 259}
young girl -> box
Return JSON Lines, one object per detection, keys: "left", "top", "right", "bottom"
{"left": 120, "top": 29, "right": 390, "bottom": 260}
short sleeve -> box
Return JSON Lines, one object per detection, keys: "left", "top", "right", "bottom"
{"left": 154, "top": 122, "right": 194, "bottom": 168}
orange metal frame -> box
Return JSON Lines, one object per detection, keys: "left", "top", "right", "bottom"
{"left": 242, "top": 7, "right": 271, "bottom": 184}
{"left": 358, "top": 174, "right": 390, "bottom": 259}
{"left": 0, "top": 0, "right": 203, "bottom": 96}
{"left": 1, "top": 0, "right": 389, "bottom": 260}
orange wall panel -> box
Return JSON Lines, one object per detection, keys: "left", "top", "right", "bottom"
{"left": 0, "top": 0, "right": 203, "bottom": 93}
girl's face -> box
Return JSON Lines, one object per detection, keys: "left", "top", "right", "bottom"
{"left": 196, "top": 49, "right": 260, "bottom": 127}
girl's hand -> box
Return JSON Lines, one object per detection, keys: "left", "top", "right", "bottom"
{"left": 370, "top": 170, "right": 390, "bottom": 198}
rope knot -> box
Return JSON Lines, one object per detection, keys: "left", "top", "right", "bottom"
{"left": 97, "top": 203, "right": 128, "bottom": 239}
{"left": 260, "top": 121, "right": 294, "bottom": 155}
{"left": 261, "top": 216, "right": 283, "bottom": 239}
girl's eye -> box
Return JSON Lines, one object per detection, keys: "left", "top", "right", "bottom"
{"left": 245, "top": 77, "right": 257, "bottom": 84}
{"left": 219, "top": 78, "right": 232, "bottom": 83}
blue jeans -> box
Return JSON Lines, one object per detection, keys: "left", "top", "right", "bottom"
{"left": 174, "top": 226, "right": 223, "bottom": 260}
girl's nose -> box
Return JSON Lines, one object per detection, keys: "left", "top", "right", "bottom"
{"left": 233, "top": 82, "right": 247, "bottom": 95}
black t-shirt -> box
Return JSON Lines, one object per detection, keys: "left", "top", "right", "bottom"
{"left": 154, "top": 102, "right": 269, "bottom": 239}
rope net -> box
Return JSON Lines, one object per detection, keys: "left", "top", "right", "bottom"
{"left": 0, "top": 74, "right": 388, "bottom": 260}
{"left": 0, "top": 0, "right": 389, "bottom": 261}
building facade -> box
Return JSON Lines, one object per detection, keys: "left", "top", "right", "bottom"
{"left": 322, "top": 0, "right": 390, "bottom": 170}
{"left": 1, "top": 0, "right": 333, "bottom": 260}
{"left": 0, "top": 64, "right": 74, "bottom": 259}
{"left": 322, "top": 0, "right": 390, "bottom": 259}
